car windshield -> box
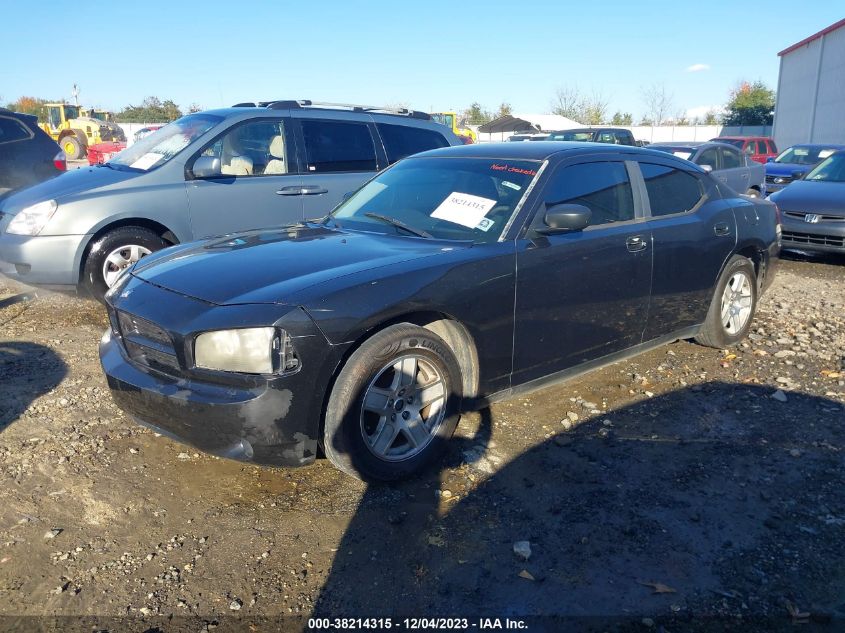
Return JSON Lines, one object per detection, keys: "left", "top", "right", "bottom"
{"left": 549, "top": 131, "right": 592, "bottom": 141}
{"left": 804, "top": 152, "right": 845, "bottom": 182}
{"left": 109, "top": 113, "right": 222, "bottom": 171}
{"left": 328, "top": 157, "right": 541, "bottom": 243}
{"left": 775, "top": 146, "right": 838, "bottom": 165}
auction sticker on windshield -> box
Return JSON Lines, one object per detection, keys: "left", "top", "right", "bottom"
{"left": 431, "top": 192, "right": 496, "bottom": 228}
{"left": 130, "top": 153, "right": 164, "bottom": 170}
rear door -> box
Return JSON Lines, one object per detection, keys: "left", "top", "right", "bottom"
{"left": 512, "top": 155, "right": 652, "bottom": 384}
{"left": 632, "top": 158, "right": 737, "bottom": 341}
{"left": 718, "top": 145, "right": 748, "bottom": 193}
{"left": 185, "top": 116, "right": 304, "bottom": 237}
{"left": 292, "top": 115, "right": 383, "bottom": 222}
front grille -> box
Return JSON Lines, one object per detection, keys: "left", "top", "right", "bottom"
{"left": 766, "top": 175, "right": 792, "bottom": 185}
{"left": 116, "top": 310, "right": 179, "bottom": 372}
{"left": 784, "top": 211, "right": 845, "bottom": 222}
{"left": 782, "top": 231, "right": 845, "bottom": 248}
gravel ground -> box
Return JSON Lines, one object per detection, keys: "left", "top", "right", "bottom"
{"left": 0, "top": 253, "right": 843, "bottom": 632}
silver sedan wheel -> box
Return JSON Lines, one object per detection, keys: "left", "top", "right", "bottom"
{"left": 720, "top": 271, "right": 753, "bottom": 335}
{"left": 102, "top": 244, "right": 151, "bottom": 287}
{"left": 360, "top": 354, "right": 447, "bottom": 462}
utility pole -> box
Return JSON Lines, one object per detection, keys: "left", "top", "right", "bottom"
{"left": 71, "top": 84, "right": 80, "bottom": 106}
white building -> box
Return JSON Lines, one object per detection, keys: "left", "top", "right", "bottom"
{"left": 773, "top": 18, "right": 845, "bottom": 149}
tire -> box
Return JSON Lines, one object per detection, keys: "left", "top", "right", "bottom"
{"left": 695, "top": 255, "right": 757, "bottom": 349}
{"left": 323, "top": 324, "right": 463, "bottom": 481}
{"left": 745, "top": 188, "right": 761, "bottom": 198}
{"left": 82, "top": 226, "right": 168, "bottom": 301}
{"left": 61, "top": 135, "right": 83, "bottom": 160}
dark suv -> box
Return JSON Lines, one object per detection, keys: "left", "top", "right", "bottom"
{"left": 547, "top": 127, "right": 636, "bottom": 145}
{"left": 0, "top": 100, "right": 461, "bottom": 299}
{"left": 0, "top": 108, "right": 65, "bottom": 196}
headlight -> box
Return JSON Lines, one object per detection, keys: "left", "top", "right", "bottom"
{"left": 194, "top": 327, "right": 278, "bottom": 374}
{"left": 6, "top": 200, "right": 58, "bottom": 236}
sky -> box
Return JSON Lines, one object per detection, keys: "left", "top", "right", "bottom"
{"left": 1, "top": 1, "right": 842, "bottom": 121}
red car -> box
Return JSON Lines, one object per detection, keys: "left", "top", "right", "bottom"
{"left": 709, "top": 136, "right": 778, "bottom": 164}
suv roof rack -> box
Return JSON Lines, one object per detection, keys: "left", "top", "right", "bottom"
{"left": 231, "top": 100, "right": 430, "bottom": 120}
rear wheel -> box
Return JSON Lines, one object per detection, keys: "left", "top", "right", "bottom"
{"left": 695, "top": 255, "right": 757, "bottom": 348}
{"left": 323, "top": 324, "right": 462, "bottom": 481}
{"left": 82, "top": 226, "right": 168, "bottom": 301}
{"left": 61, "top": 135, "right": 83, "bottom": 160}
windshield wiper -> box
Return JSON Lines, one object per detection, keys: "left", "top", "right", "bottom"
{"left": 364, "top": 213, "right": 432, "bottom": 239}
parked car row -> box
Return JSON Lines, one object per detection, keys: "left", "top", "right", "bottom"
{"left": 649, "top": 141, "right": 765, "bottom": 197}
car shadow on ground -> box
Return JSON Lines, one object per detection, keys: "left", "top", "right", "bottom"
{"left": 313, "top": 382, "right": 844, "bottom": 632}
{"left": 0, "top": 341, "right": 67, "bottom": 432}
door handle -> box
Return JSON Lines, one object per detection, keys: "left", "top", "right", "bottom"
{"left": 625, "top": 235, "right": 647, "bottom": 252}
{"left": 714, "top": 222, "right": 731, "bottom": 236}
{"left": 276, "top": 186, "right": 304, "bottom": 196}
{"left": 301, "top": 185, "right": 328, "bottom": 195}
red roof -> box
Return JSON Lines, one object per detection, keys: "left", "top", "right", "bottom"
{"left": 779, "top": 18, "right": 845, "bottom": 56}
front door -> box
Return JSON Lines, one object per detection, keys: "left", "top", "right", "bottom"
{"left": 512, "top": 159, "right": 652, "bottom": 385}
{"left": 185, "top": 118, "right": 303, "bottom": 239}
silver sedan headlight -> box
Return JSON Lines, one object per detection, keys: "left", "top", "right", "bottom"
{"left": 194, "top": 327, "right": 278, "bottom": 374}
{"left": 6, "top": 200, "right": 58, "bottom": 236}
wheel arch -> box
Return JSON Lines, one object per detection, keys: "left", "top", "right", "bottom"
{"left": 316, "top": 310, "right": 481, "bottom": 446}
{"left": 76, "top": 217, "right": 180, "bottom": 285}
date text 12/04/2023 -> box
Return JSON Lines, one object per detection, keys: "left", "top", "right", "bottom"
{"left": 307, "top": 617, "right": 528, "bottom": 630}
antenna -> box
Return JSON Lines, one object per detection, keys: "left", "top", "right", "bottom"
{"left": 71, "top": 84, "right": 80, "bottom": 106}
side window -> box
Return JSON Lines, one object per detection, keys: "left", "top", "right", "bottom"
{"left": 202, "top": 119, "right": 287, "bottom": 177}
{"left": 697, "top": 147, "right": 719, "bottom": 170}
{"left": 0, "top": 116, "right": 32, "bottom": 144}
{"left": 301, "top": 120, "right": 377, "bottom": 173}
{"left": 596, "top": 131, "right": 616, "bottom": 144}
{"left": 640, "top": 163, "right": 705, "bottom": 217}
{"left": 615, "top": 131, "right": 633, "bottom": 145}
{"left": 720, "top": 147, "right": 741, "bottom": 169}
{"left": 767, "top": 140, "right": 778, "bottom": 154}
{"left": 742, "top": 142, "right": 755, "bottom": 155}
{"left": 544, "top": 162, "right": 635, "bottom": 226}
{"left": 376, "top": 123, "right": 450, "bottom": 163}
{"left": 757, "top": 140, "right": 768, "bottom": 155}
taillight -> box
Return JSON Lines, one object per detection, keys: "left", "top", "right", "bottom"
{"left": 53, "top": 151, "right": 67, "bottom": 171}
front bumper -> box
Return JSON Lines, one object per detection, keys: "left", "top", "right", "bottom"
{"left": 0, "top": 226, "right": 86, "bottom": 288}
{"left": 99, "top": 275, "right": 343, "bottom": 467}
{"left": 780, "top": 215, "right": 845, "bottom": 254}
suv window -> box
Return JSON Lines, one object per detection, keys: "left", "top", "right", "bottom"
{"left": 641, "top": 163, "right": 704, "bottom": 217}
{"left": 698, "top": 147, "right": 719, "bottom": 170}
{"left": 376, "top": 123, "right": 450, "bottom": 163}
{"left": 0, "top": 116, "right": 32, "bottom": 144}
{"left": 596, "top": 131, "right": 616, "bottom": 144}
{"left": 767, "top": 139, "right": 778, "bottom": 154}
{"left": 615, "top": 131, "right": 632, "bottom": 145}
{"left": 301, "top": 120, "right": 377, "bottom": 173}
{"left": 545, "top": 162, "right": 635, "bottom": 226}
{"left": 202, "top": 119, "right": 288, "bottom": 176}
{"left": 720, "top": 146, "right": 741, "bottom": 169}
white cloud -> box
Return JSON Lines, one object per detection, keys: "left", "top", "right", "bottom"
{"left": 685, "top": 63, "right": 711, "bottom": 73}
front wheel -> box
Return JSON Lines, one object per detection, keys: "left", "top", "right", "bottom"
{"left": 323, "top": 324, "right": 463, "bottom": 481}
{"left": 695, "top": 255, "right": 757, "bottom": 348}
{"left": 82, "top": 226, "right": 169, "bottom": 301}
{"left": 61, "top": 135, "right": 83, "bottom": 160}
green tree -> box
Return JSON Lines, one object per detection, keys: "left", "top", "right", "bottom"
{"left": 722, "top": 80, "right": 775, "bottom": 125}
{"left": 463, "top": 102, "right": 492, "bottom": 125}
{"left": 117, "top": 96, "right": 183, "bottom": 123}
{"left": 188, "top": 103, "right": 203, "bottom": 114}
{"left": 611, "top": 111, "right": 633, "bottom": 125}
{"left": 5, "top": 96, "right": 51, "bottom": 117}
{"left": 703, "top": 109, "right": 720, "bottom": 125}
{"left": 495, "top": 102, "right": 513, "bottom": 118}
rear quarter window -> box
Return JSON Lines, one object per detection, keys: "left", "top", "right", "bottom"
{"left": 376, "top": 123, "right": 450, "bottom": 163}
{"left": 640, "top": 163, "right": 704, "bottom": 217}
{"left": 0, "top": 116, "right": 33, "bottom": 144}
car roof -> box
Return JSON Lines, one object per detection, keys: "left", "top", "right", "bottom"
{"left": 413, "top": 141, "right": 663, "bottom": 161}
{"left": 711, "top": 135, "right": 767, "bottom": 141}
{"left": 788, "top": 143, "right": 845, "bottom": 149}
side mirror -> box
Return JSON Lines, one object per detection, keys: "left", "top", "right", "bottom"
{"left": 700, "top": 164, "right": 713, "bottom": 173}
{"left": 792, "top": 170, "right": 806, "bottom": 180}
{"left": 190, "top": 156, "right": 221, "bottom": 179}
{"left": 537, "top": 203, "right": 591, "bottom": 234}
{"left": 766, "top": 157, "right": 774, "bottom": 163}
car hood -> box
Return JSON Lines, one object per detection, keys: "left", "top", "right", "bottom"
{"left": 770, "top": 180, "right": 845, "bottom": 214}
{"left": 765, "top": 162, "right": 807, "bottom": 177}
{"left": 0, "top": 165, "right": 139, "bottom": 214}
{"left": 132, "top": 224, "right": 469, "bottom": 305}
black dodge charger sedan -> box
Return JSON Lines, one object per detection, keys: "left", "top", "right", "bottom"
{"left": 100, "top": 143, "right": 780, "bottom": 481}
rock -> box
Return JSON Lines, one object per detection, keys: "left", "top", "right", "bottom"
{"left": 513, "top": 541, "right": 532, "bottom": 560}
{"left": 789, "top": 448, "right": 801, "bottom": 458}
{"left": 229, "top": 598, "right": 242, "bottom": 611}
{"left": 44, "top": 529, "right": 62, "bottom": 540}
{"left": 642, "top": 618, "right": 655, "bottom": 627}
{"left": 441, "top": 490, "right": 453, "bottom": 499}
{"left": 566, "top": 411, "right": 579, "bottom": 422}
{"left": 774, "top": 350, "right": 796, "bottom": 358}
{"left": 771, "top": 390, "right": 788, "bottom": 402}
{"left": 177, "top": 452, "right": 191, "bottom": 460}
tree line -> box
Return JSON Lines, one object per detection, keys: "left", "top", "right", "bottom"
{"left": 3, "top": 96, "right": 202, "bottom": 122}
{"left": 459, "top": 80, "right": 774, "bottom": 127}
